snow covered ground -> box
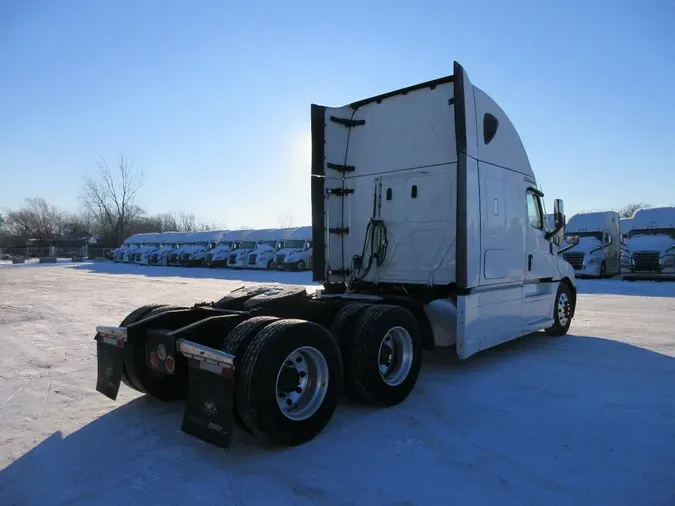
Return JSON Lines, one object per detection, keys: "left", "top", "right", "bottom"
{"left": 1, "top": 262, "right": 674, "bottom": 505}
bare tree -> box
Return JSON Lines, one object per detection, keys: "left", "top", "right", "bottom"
{"left": 80, "top": 154, "right": 144, "bottom": 244}
{"left": 277, "top": 212, "right": 295, "bottom": 228}
{"left": 177, "top": 212, "right": 197, "bottom": 232}
{"left": 155, "top": 212, "right": 179, "bottom": 232}
{"left": 4, "top": 197, "right": 65, "bottom": 240}
{"left": 196, "top": 219, "right": 227, "bottom": 231}
{"left": 618, "top": 202, "right": 652, "bottom": 218}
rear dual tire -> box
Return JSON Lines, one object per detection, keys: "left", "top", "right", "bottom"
{"left": 117, "top": 304, "right": 168, "bottom": 391}
{"left": 224, "top": 318, "right": 343, "bottom": 446}
{"left": 123, "top": 305, "right": 190, "bottom": 401}
{"left": 344, "top": 304, "right": 422, "bottom": 407}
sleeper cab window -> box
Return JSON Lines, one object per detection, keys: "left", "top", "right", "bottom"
{"left": 526, "top": 191, "right": 543, "bottom": 230}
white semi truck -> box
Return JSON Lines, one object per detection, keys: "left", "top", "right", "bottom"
{"left": 275, "top": 225, "right": 313, "bottom": 271}
{"left": 149, "top": 233, "right": 187, "bottom": 266}
{"left": 620, "top": 217, "right": 633, "bottom": 241}
{"left": 168, "top": 233, "right": 198, "bottom": 266}
{"left": 140, "top": 232, "right": 180, "bottom": 265}
{"left": 203, "top": 230, "right": 251, "bottom": 267}
{"left": 132, "top": 234, "right": 162, "bottom": 264}
{"left": 560, "top": 211, "right": 621, "bottom": 278}
{"left": 111, "top": 235, "right": 138, "bottom": 262}
{"left": 180, "top": 230, "right": 228, "bottom": 267}
{"left": 247, "top": 227, "right": 297, "bottom": 269}
{"left": 621, "top": 207, "right": 675, "bottom": 280}
{"left": 94, "top": 62, "right": 575, "bottom": 451}
{"left": 227, "top": 229, "right": 279, "bottom": 269}
{"left": 120, "top": 234, "right": 151, "bottom": 263}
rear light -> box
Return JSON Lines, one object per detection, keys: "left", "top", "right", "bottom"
{"left": 150, "top": 352, "right": 159, "bottom": 368}
{"left": 165, "top": 356, "right": 175, "bottom": 372}
{"left": 157, "top": 344, "right": 167, "bottom": 360}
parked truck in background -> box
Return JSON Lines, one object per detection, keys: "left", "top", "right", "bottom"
{"left": 168, "top": 234, "right": 197, "bottom": 266}
{"left": 202, "top": 230, "right": 250, "bottom": 268}
{"left": 132, "top": 234, "right": 162, "bottom": 264}
{"left": 247, "top": 228, "right": 297, "bottom": 269}
{"left": 561, "top": 211, "right": 620, "bottom": 278}
{"left": 111, "top": 235, "right": 138, "bottom": 262}
{"left": 94, "top": 61, "right": 575, "bottom": 451}
{"left": 620, "top": 217, "right": 633, "bottom": 241}
{"left": 621, "top": 207, "right": 675, "bottom": 280}
{"left": 227, "top": 229, "right": 278, "bottom": 269}
{"left": 141, "top": 232, "right": 180, "bottom": 265}
{"left": 120, "top": 234, "right": 152, "bottom": 263}
{"left": 181, "top": 230, "right": 228, "bottom": 267}
{"left": 275, "top": 226, "right": 313, "bottom": 270}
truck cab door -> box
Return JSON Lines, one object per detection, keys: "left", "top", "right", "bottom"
{"left": 523, "top": 186, "right": 558, "bottom": 324}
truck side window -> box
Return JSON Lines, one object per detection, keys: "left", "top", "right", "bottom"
{"left": 526, "top": 191, "right": 543, "bottom": 230}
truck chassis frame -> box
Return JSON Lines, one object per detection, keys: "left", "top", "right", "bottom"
{"left": 95, "top": 285, "right": 434, "bottom": 449}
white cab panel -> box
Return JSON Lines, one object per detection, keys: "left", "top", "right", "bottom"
{"left": 479, "top": 166, "right": 527, "bottom": 284}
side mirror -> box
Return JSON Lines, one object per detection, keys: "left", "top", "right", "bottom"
{"left": 604, "top": 234, "right": 612, "bottom": 246}
{"left": 546, "top": 199, "right": 565, "bottom": 241}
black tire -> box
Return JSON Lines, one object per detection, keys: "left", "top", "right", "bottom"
{"left": 348, "top": 305, "right": 422, "bottom": 407}
{"left": 296, "top": 260, "right": 306, "bottom": 271}
{"left": 118, "top": 304, "right": 167, "bottom": 390}
{"left": 236, "top": 319, "right": 343, "bottom": 446}
{"left": 124, "top": 305, "right": 190, "bottom": 401}
{"left": 545, "top": 282, "right": 574, "bottom": 336}
{"left": 221, "top": 316, "right": 280, "bottom": 430}
{"left": 329, "top": 303, "right": 372, "bottom": 393}
{"left": 242, "top": 285, "right": 307, "bottom": 310}
{"left": 600, "top": 262, "right": 606, "bottom": 278}
{"left": 267, "top": 259, "right": 274, "bottom": 269}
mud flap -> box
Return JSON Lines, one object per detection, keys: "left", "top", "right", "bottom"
{"left": 179, "top": 340, "right": 235, "bottom": 449}
{"left": 95, "top": 326, "right": 128, "bottom": 400}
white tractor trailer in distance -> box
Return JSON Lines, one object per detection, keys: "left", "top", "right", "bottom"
{"left": 147, "top": 232, "right": 186, "bottom": 266}
{"left": 561, "top": 211, "right": 621, "bottom": 278}
{"left": 227, "top": 229, "right": 279, "bottom": 269}
{"left": 620, "top": 217, "right": 633, "bottom": 241}
{"left": 202, "top": 229, "right": 250, "bottom": 267}
{"left": 275, "top": 225, "right": 313, "bottom": 271}
{"left": 94, "top": 62, "right": 575, "bottom": 450}
{"left": 621, "top": 207, "right": 675, "bottom": 280}
{"left": 181, "top": 230, "right": 228, "bottom": 267}
{"left": 246, "top": 227, "right": 297, "bottom": 269}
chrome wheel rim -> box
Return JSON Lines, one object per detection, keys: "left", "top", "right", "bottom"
{"left": 378, "top": 326, "right": 414, "bottom": 386}
{"left": 557, "top": 293, "right": 570, "bottom": 327}
{"left": 275, "top": 346, "right": 329, "bottom": 421}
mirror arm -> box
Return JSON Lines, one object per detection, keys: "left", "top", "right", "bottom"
{"left": 557, "top": 243, "right": 577, "bottom": 254}
{"left": 545, "top": 222, "right": 563, "bottom": 241}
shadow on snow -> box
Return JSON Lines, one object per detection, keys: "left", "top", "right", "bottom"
{"left": 2, "top": 333, "right": 674, "bottom": 506}
{"left": 68, "top": 261, "right": 317, "bottom": 286}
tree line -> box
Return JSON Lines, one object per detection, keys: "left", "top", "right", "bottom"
{"left": 0, "top": 154, "right": 230, "bottom": 247}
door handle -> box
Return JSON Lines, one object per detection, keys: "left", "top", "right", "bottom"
{"left": 528, "top": 254, "right": 533, "bottom": 271}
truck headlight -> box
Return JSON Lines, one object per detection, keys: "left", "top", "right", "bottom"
{"left": 587, "top": 257, "right": 600, "bottom": 264}
{"left": 662, "top": 255, "right": 675, "bottom": 266}
{"left": 620, "top": 255, "right": 632, "bottom": 265}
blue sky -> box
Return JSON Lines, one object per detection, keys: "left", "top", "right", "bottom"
{"left": 1, "top": 0, "right": 673, "bottom": 228}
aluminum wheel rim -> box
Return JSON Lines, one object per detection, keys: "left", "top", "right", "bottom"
{"left": 275, "top": 346, "right": 329, "bottom": 421}
{"left": 557, "top": 293, "right": 570, "bottom": 327}
{"left": 378, "top": 326, "right": 413, "bottom": 386}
